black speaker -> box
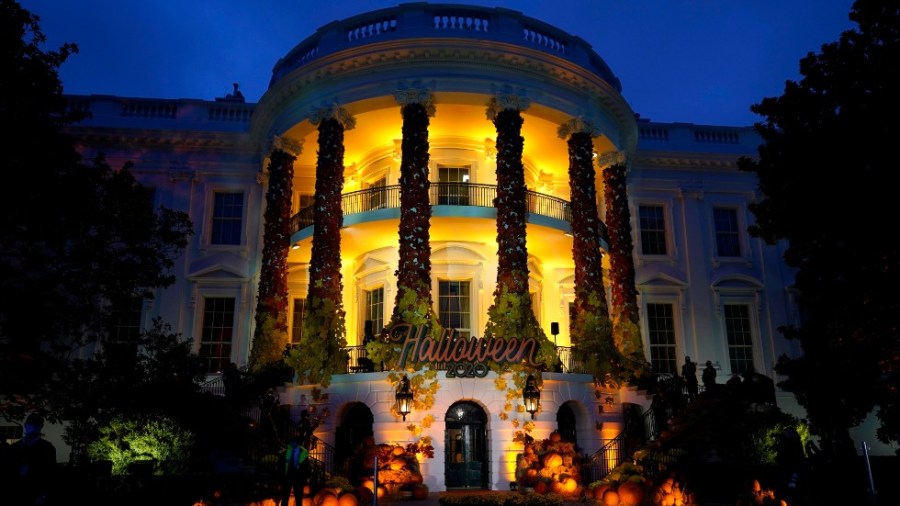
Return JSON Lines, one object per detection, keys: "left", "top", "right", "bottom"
{"left": 550, "top": 322, "right": 559, "bottom": 335}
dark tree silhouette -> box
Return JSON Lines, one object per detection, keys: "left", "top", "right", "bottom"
{"left": 738, "top": 0, "right": 900, "bottom": 457}
{"left": 0, "top": 0, "right": 192, "bottom": 422}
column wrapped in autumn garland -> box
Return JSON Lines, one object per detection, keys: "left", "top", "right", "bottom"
{"left": 558, "top": 119, "right": 622, "bottom": 384}
{"left": 602, "top": 159, "right": 648, "bottom": 379}
{"left": 484, "top": 93, "right": 554, "bottom": 371}
{"left": 286, "top": 104, "right": 355, "bottom": 387}
{"left": 250, "top": 136, "right": 301, "bottom": 372}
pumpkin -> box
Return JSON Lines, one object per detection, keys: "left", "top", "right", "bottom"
{"left": 313, "top": 490, "right": 333, "bottom": 506}
{"left": 593, "top": 484, "right": 611, "bottom": 502}
{"left": 338, "top": 493, "right": 358, "bottom": 506}
{"left": 616, "top": 481, "right": 645, "bottom": 506}
{"left": 533, "top": 481, "right": 548, "bottom": 495}
{"left": 319, "top": 494, "right": 339, "bottom": 506}
{"left": 412, "top": 486, "right": 429, "bottom": 500}
{"left": 549, "top": 431, "right": 562, "bottom": 443}
{"left": 557, "top": 477, "right": 579, "bottom": 496}
{"left": 392, "top": 445, "right": 406, "bottom": 456}
{"left": 354, "top": 487, "right": 373, "bottom": 504}
{"left": 376, "top": 486, "right": 387, "bottom": 499}
{"left": 360, "top": 479, "right": 375, "bottom": 492}
{"left": 302, "top": 498, "right": 314, "bottom": 506}
{"left": 602, "top": 488, "right": 620, "bottom": 506}
{"left": 542, "top": 453, "right": 563, "bottom": 469}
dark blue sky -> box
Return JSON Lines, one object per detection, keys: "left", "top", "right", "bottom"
{"left": 22, "top": 0, "right": 856, "bottom": 126}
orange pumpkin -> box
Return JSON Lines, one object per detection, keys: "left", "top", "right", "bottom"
{"left": 319, "top": 494, "right": 339, "bottom": 506}
{"left": 338, "top": 493, "right": 358, "bottom": 506}
{"left": 602, "top": 488, "right": 620, "bottom": 506}
{"left": 542, "top": 453, "right": 563, "bottom": 469}
{"left": 392, "top": 445, "right": 406, "bottom": 456}
{"left": 593, "top": 484, "right": 610, "bottom": 502}
{"left": 549, "top": 431, "right": 562, "bottom": 443}
{"left": 301, "top": 498, "right": 314, "bottom": 506}
{"left": 354, "top": 487, "right": 373, "bottom": 504}
{"left": 616, "top": 481, "right": 645, "bottom": 506}
{"left": 557, "top": 477, "right": 579, "bottom": 496}
{"left": 533, "top": 481, "right": 548, "bottom": 495}
{"left": 412, "top": 486, "right": 429, "bottom": 500}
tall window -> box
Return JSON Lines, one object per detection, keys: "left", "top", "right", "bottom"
{"left": 714, "top": 207, "right": 741, "bottom": 257}
{"left": 108, "top": 295, "right": 143, "bottom": 343}
{"left": 646, "top": 303, "right": 677, "bottom": 374}
{"left": 725, "top": 304, "right": 754, "bottom": 374}
{"left": 211, "top": 192, "right": 243, "bottom": 245}
{"left": 199, "top": 297, "right": 235, "bottom": 373}
{"left": 638, "top": 205, "right": 667, "bottom": 255}
{"left": 291, "top": 298, "right": 306, "bottom": 345}
{"left": 439, "top": 280, "right": 471, "bottom": 338}
{"left": 364, "top": 287, "right": 384, "bottom": 337}
{"left": 105, "top": 295, "right": 144, "bottom": 359}
{"left": 438, "top": 167, "right": 470, "bottom": 205}
{"left": 367, "top": 177, "right": 387, "bottom": 210}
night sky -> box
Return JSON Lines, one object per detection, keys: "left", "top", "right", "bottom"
{"left": 22, "top": 0, "right": 856, "bottom": 127}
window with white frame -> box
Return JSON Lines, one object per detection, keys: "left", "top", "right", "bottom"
{"left": 438, "top": 280, "right": 471, "bottom": 338}
{"left": 210, "top": 192, "right": 243, "bottom": 245}
{"left": 638, "top": 205, "right": 667, "bottom": 255}
{"left": 438, "top": 166, "right": 470, "bottom": 205}
{"left": 724, "top": 304, "right": 754, "bottom": 374}
{"left": 199, "top": 297, "right": 235, "bottom": 373}
{"left": 291, "top": 298, "right": 306, "bottom": 345}
{"left": 367, "top": 177, "right": 387, "bottom": 210}
{"left": 364, "top": 287, "right": 384, "bottom": 337}
{"left": 714, "top": 207, "right": 741, "bottom": 257}
{"left": 107, "top": 295, "right": 144, "bottom": 343}
{"left": 646, "top": 303, "right": 677, "bottom": 374}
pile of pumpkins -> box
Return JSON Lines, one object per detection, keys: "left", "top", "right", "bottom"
{"left": 514, "top": 431, "right": 584, "bottom": 499}
{"left": 589, "top": 472, "right": 696, "bottom": 506}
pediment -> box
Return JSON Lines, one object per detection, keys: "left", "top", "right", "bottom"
{"left": 431, "top": 242, "right": 487, "bottom": 263}
{"left": 710, "top": 275, "right": 764, "bottom": 290}
{"left": 637, "top": 272, "right": 687, "bottom": 288}
{"left": 188, "top": 253, "right": 250, "bottom": 280}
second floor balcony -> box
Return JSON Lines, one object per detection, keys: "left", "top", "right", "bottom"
{"left": 290, "top": 182, "right": 574, "bottom": 237}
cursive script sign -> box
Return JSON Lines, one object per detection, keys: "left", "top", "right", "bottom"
{"left": 388, "top": 324, "right": 540, "bottom": 376}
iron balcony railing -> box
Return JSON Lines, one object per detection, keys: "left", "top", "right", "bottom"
{"left": 291, "top": 183, "right": 572, "bottom": 234}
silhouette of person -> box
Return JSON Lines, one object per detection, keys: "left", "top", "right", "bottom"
{"left": 222, "top": 362, "right": 242, "bottom": 402}
{"left": 702, "top": 360, "right": 717, "bottom": 392}
{"left": 280, "top": 437, "right": 310, "bottom": 506}
{"left": 9, "top": 413, "right": 57, "bottom": 506}
{"left": 726, "top": 372, "right": 743, "bottom": 397}
{"left": 681, "top": 357, "right": 699, "bottom": 402}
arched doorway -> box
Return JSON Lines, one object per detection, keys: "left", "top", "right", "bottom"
{"left": 445, "top": 401, "right": 488, "bottom": 489}
{"left": 335, "top": 402, "right": 374, "bottom": 482}
{"left": 556, "top": 402, "right": 577, "bottom": 446}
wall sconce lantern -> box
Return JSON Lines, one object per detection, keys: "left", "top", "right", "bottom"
{"left": 396, "top": 375, "right": 413, "bottom": 421}
{"left": 523, "top": 374, "right": 540, "bottom": 419}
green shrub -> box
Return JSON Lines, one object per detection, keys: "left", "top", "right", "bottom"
{"left": 86, "top": 414, "right": 194, "bottom": 475}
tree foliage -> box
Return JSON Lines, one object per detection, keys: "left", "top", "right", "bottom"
{"left": 0, "top": 1, "right": 193, "bottom": 421}
{"left": 738, "top": 0, "right": 900, "bottom": 456}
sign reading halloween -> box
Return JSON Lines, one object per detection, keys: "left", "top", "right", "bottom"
{"left": 388, "top": 323, "right": 540, "bottom": 377}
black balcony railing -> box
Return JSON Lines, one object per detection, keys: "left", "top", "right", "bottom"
{"left": 291, "top": 183, "right": 572, "bottom": 234}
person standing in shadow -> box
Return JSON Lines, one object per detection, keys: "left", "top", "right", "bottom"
{"left": 8, "top": 413, "right": 57, "bottom": 506}
{"left": 702, "top": 360, "right": 717, "bottom": 393}
{"left": 681, "top": 357, "right": 699, "bottom": 402}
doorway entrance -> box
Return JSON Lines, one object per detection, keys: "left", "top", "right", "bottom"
{"left": 444, "top": 401, "right": 487, "bottom": 489}
{"left": 335, "top": 402, "right": 373, "bottom": 482}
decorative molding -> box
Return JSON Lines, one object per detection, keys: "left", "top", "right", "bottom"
{"left": 486, "top": 85, "right": 530, "bottom": 119}
{"left": 557, "top": 117, "right": 599, "bottom": 139}
{"left": 393, "top": 81, "right": 436, "bottom": 116}
{"left": 596, "top": 150, "right": 625, "bottom": 167}
{"left": 270, "top": 135, "right": 303, "bottom": 156}
{"left": 308, "top": 102, "right": 356, "bottom": 130}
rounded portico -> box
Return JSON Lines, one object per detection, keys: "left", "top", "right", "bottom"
{"left": 250, "top": 3, "right": 639, "bottom": 352}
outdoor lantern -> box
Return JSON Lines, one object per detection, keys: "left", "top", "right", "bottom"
{"left": 523, "top": 374, "right": 540, "bottom": 419}
{"left": 396, "top": 374, "right": 413, "bottom": 421}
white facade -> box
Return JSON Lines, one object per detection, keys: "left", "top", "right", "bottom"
{"left": 64, "top": 1, "right": 892, "bottom": 486}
